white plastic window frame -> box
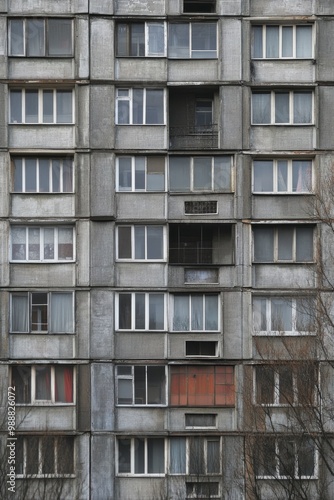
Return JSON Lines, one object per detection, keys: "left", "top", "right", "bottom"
{"left": 252, "top": 158, "right": 313, "bottom": 194}
{"left": 115, "top": 365, "right": 167, "bottom": 406}
{"left": 116, "top": 437, "right": 167, "bottom": 476}
{"left": 252, "top": 24, "right": 314, "bottom": 60}
{"left": 251, "top": 90, "right": 314, "bottom": 125}
{"left": 115, "top": 292, "right": 167, "bottom": 331}
{"left": 116, "top": 156, "right": 166, "bottom": 192}
{"left": 115, "top": 88, "right": 165, "bottom": 125}
{"left": 169, "top": 436, "right": 221, "bottom": 475}
{"left": 168, "top": 22, "right": 218, "bottom": 59}
{"left": 116, "top": 21, "right": 167, "bottom": 57}
{"left": 171, "top": 293, "right": 220, "bottom": 332}
{"left": 116, "top": 225, "right": 166, "bottom": 261}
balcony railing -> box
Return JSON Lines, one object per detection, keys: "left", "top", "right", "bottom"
{"left": 169, "top": 124, "right": 218, "bottom": 149}
{"left": 169, "top": 245, "right": 219, "bottom": 265}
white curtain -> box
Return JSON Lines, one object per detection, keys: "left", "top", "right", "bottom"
{"left": 27, "top": 19, "right": 44, "bottom": 56}
{"left": 170, "top": 438, "right": 186, "bottom": 473}
{"left": 173, "top": 295, "right": 189, "bottom": 330}
{"left": 293, "top": 92, "right": 312, "bottom": 123}
{"left": 296, "top": 26, "right": 312, "bottom": 58}
{"left": 205, "top": 295, "right": 218, "bottom": 330}
{"left": 266, "top": 26, "right": 279, "bottom": 57}
{"left": 252, "top": 93, "right": 271, "bottom": 124}
{"left": 51, "top": 293, "right": 73, "bottom": 333}
{"left": 12, "top": 294, "right": 29, "bottom": 332}
{"left": 275, "top": 93, "right": 289, "bottom": 123}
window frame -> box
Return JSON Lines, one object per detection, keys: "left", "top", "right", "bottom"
{"left": 10, "top": 225, "right": 75, "bottom": 263}
{"left": 11, "top": 365, "right": 76, "bottom": 405}
{"left": 171, "top": 293, "right": 220, "bottom": 332}
{"left": 9, "top": 88, "right": 75, "bottom": 124}
{"left": 252, "top": 24, "right": 314, "bottom": 60}
{"left": 169, "top": 436, "right": 222, "bottom": 475}
{"left": 168, "top": 22, "right": 218, "bottom": 59}
{"left": 116, "top": 21, "right": 166, "bottom": 57}
{"left": 116, "top": 155, "right": 166, "bottom": 192}
{"left": 16, "top": 435, "right": 75, "bottom": 477}
{"left": 116, "top": 365, "right": 167, "bottom": 406}
{"left": 116, "top": 437, "right": 166, "bottom": 476}
{"left": 8, "top": 18, "right": 74, "bottom": 58}
{"left": 116, "top": 292, "right": 166, "bottom": 331}
{"left": 116, "top": 225, "right": 166, "bottom": 261}
{"left": 251, "top": 90, "right": 314, "bottom": 125}
{"left": 252, "top": 158, "right": 313, "bottom": 194}
{"left": 10, "top": 291, "right": 75, "bottom": 334}
{"left": 115, "top": 88, "right": 165, "bottom": 125}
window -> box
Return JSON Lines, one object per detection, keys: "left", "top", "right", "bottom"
{"left": 16, "top": 436, "right": 74, "bottom": 476}
{"left": 10, "top": 292, "right": 74, "bottom": 333}
{"left": 185, "top": 414, "right": 217, "bottom": 428}
{"left": 255, "top": 437, "right": 316, "bottom": 479}
{"left": 169, "top": 156, "right": 232, "bottom": 192}
{"left": 116, "top": 22, "right": 165, "bottom": 57}
{"left": 117, "top": 437, "right": 165, "bottom": 475}
{"left": 116, "top": 225, "right": 165, "bottom": 261}
{"left": 12, "top": 157, "right": 74, "bottom": 193}
{"left": 186, "top": 482, "right": 219, "bottom": 499}
{"left": 183, "top": 0, "right": 216, "bottom": 13}
{"left": 116, "top": 365, "right": 166, "bottom": 405}
{"left": 252, "top": 91, "right": 313, "bottom": 125}
{"left": 252, "top": 25, "right": 313, "bottom": 59}
{"left": 170, "top": 437, "right": 221, "bottom": 475}
{"left": 172, "top": 294, "right": 219, "bottom": 331}
{"left": 253, "top": 159, "right": 312, "bottom": 193}
{"left": 9, "top": 18, "right": 73, "bottom": 57}
{"left": 12, "top": 365, "right": 74, "bottom": 404}
{"left": 116, "top": 293, "right": 165, "bottom": 331}
{"left": 168, "top": 23, "right": 217, "bottom": 59}
{"left": 255, "top": 364, "right": 316, "bottom": 405}
{"left": 170, "top": 366, "right": 235, "bottom": 406}
{"left": 253, "top": 296, "right": 314, "bottom": 334}
{"left": 117, "top": 156, "right": 165, "bottom": 192}
{"left": 11, "top": 226, "right": 75, "bottom": 262}
{"left": 116, "top": 88, "right": 164, "bottom": 125}
{"left": 9, "top": 89, "right": 73, "bottom": 124}
{"left": 185, "top": 341, "right": 218, "bottom": 357}
{"left": 253, "top": 225, "right": 314, "bottom": 263}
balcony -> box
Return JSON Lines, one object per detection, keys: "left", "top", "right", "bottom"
{"left": 169, "top": 124, "right": 218, "bottom": 149}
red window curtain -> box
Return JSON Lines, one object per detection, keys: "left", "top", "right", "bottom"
{"left": 55, "top": 366, "right": 73, "bottom": 403}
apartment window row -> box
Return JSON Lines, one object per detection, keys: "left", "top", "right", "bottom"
{"left": 12, "top": 365, "right": 74, "bottom": 404}
{"left": 117, "top": 436, "right": 221, "bottom": 476}
{"left": 9, "top": 18, "right": 73, "bottom": 57}
{"left": 16, "top": 436, "right": 74, "bottom": 477}
{"left": 116, "top": 88, "right": 164, "bottom": 125}
{"left": 253, "top": 159, "right": 312, "bottom": 193}
{"left": 252, "top": 25, "right": 313, "bottom": 59}
{"left": 252, "top": 91, "right": 313, "bottom": 125}
{"left": 12, "top": 157, "right": 74, "bottom": 193}
{"left": 11, "top": 226, "right": 74, "bottom": 262}
{"left": 10, "top": 89, "right": 73, "bottom": 124}
{"left": 117, "top": 225, "right": 165, "bottom": 261}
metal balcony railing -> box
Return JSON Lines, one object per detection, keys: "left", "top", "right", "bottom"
{"left": 169, "top": 124, "right": 218, "bottom": 149}
{"left": 169, "top": 246, "right": 218, "bottom": 265}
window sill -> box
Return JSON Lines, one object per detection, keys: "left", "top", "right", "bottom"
{"left": 251, "top": 123, "right": 314, "bottom": 127}
{"left": 9, "top": 123, "right": 75, "bottom": 126}
{"left": 252, "top": 191, "right": 313, "bottom": 196}
{"left": 9, "top": 55, "right": 74, "bottom": 59}
{"left": 10, "top": 332, "right": 75, "bottom": 335}
{"left": 10, "top": 260, "right": 75, "bottom": 264}
{"left": 16, "top": 474, "right": 76, "bottom": 479}
{"left": 252, "top": 57, "right": 315, "bottom": 62}
{"left": 16, "top": 403, "right": 75, "bottom": 407}
{"left": 253, "top": 332, "right": 316, "bottom": 336}
{"left": 253, "top": 261, "right": 314, "bottom": 264}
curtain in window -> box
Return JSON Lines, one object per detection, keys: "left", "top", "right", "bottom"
{"left": 27, "top": 19, "right": 44, "bottom": 56}
{"left": 118, "top": 157, "right": 132, "bottom": 190}
{"left": 296, "top": 26, "right": 312, "bottom": 58}
{"left": 275, "top": 93, "right": 289, "bottom": 123}
{"left": 147, "top": 439, "right": 164, "bottom": 473}
{"left": 35, "top": 366, "right": 51, "bottom": 400}
{"left": 253, "top": 297, "right": 267, "bottom": 331}
{"left": 266, "top": 26, "right": 279, "bottom": 58}
{"left": 168, "top": 24, "right": 189, "bottom": 58}
{"left": 294, "top": 92, "right": 312, "bottom": 123}
{"left": 282, "top": 26, "right": 293, "bottom": 57}
{"left": 58, "top": 227, "right": 73, "bottom": 260}
{"left": 134, "top": 226, "right": 145, "bottom": 259}
{"left": 252, "top": 93, "right": 271, "bottom": 124}
{"left": 277, "top": 227, "right": 293, "bottom": 260}
{"left": 293, "top": 161, "right": 311, "bottom": 192}
{"left": 277, "top": 160, "right": 288, "bottom": 191}
{"left": 50, "top": 293, "right": 73, "bottom": 333}
{"left": 12, "top": 294, "right": 29, "bottom": 332}
{"left": 148, "top": 23, "right": 164, "bottom": 55}
{"left": 149, "top": 294, "right": 164, "bottom": 329}
{"left": 253, "top": 227, "right": 274, "bottom": 262}
{"left": 170, "top": 438, "right": 186, "bottom": 473}
{"left": 191, "top": 294, "right": 203, "bottom": 330}
{"left": 55, "top": 366, "right": 73, "bottom": 403}
{"left": 173, "top": 295, "right": 189, "bottom": 330}
{"left": 253, "top": 161, "right": 273, "bottom": 192}
{"left": 252, "top": 26, "right": 263, "bottom": 58}
{"left": 48, "top": 19, "right": 72, "bottom": 56}
{"left": 272, "top": 298, "right": 292, "bottom": 331}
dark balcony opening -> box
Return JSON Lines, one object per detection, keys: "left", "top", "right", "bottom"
{"left": 169, "top": 224, "right": 233, "bottom": 265}
{"left": 186, "top": 341, "right": 217, "bottom": 356}
{"left": 183, "top": 0, "right": 216, "bottom": 13}
{"left": 169, "top": 88, "right": 219, "bottom": 149}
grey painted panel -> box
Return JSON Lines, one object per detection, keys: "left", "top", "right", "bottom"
{"left": 117, "top": 59, "right": 167, "bottom": 82}
{"left": 0, "top": 221, "right": 9, "bottom": 286}
{"left": 9, "top": 335, "right": 75, "bottom": 359}
{"left": 116, "top": 263, "right": 167, "bottom": 287}
{"left": 221, "top": 87, "right": 243, "bottom": 149}
{"left": 90, "top": 85, "right": 115, "bottom": 149}
{"left": 91, "top": 436, "right": 114, "bottom": 500}
{"left": 76, "top": 152, "right": 90, "bottom": 217}
{"left": 0, "top": 84, "right": 7, "bottom": 148}
{"left": 91, "top": 153, "right": 115, "bottom": 218}
{"left": 115, "top": 332, "right": 166, "bottom": 359}
{"left": 168, "top": 194, "right": 234, "bottom": 220}
{"left": 8, "top": 0, "right": 88, "bottom": 13}
{"left": 253, "top": 265, "right": 316, "bottom": 289}
{"left": 250, "top": 127, "right": 315, "bottom": 151}
{"left": 76, "top": 84, "right": 90, "bottom": 148}
{"left": 90, "top": 289, "right": 114, "bottom": 359}
{"left": 116, "top": 408, "right": 165, "bottom": 431}
{"left": 91, "top": 18, "right": 114, "bottom": 80}
{"left": 252, "top": 195, "right": 313, "bottom": 220}
{"left": 9, "top": 126, "right": 75, "bottom": 149}
{"left": 77, "top": 291, "right": 90, "bottom": 359}
{"left": 221, "top": 19, "right": 241, "bottom": 81}
{"left": 89, "top": 0, "right": 113, "bottom": 14}
{"left": 250, "top": 0, "right": 313, "bottom": 16}
{"left": 0, "top": 152, "right": 9, "bottom": 217}
{"left": 76, "top": 17, "right": 89, "bottom": 78}
{"left": 223, "top": 292, "right": 243, "bottom": 359}
{"left": 90, "top": 222, "right": 114, "bottom": 286}
{"left": 116, "top": 193, "right": 166, "bottom": 220}
{"left": 76, "top": 220, "right": 90, "bottom": 286}
{"left": 251, "top": 61, "right": 315, "bottom": 84}
{"left": 115, "top": 0, "right": 165, "bottom": 15}
{"left": 91, "top": 363, "right": 114, "bottom": 431}
{"left": 115, "top": 126, "right": 167, "bottom": 150}
{"left": 219, "top": 0, "right": 244, "bottom": 15}
{"left": 8, "top": 60, "right": 75, "bottom": 80}
{"left": 116, "top": 478, "right": 166, "bottom": 500}
{"left": 319, "top": 87, "right": 334, "bottom": 150}
{"left": 16, "top": 407, "right": 76, "bottom": 431}
{"left": 168, "top": 60, "right": 217, "bottom": 82}
{"left": 11, "top": 195, "right": 75, "bottom": 218}
{"left": 10, "top": 264, "right": 76, "bottom": 287}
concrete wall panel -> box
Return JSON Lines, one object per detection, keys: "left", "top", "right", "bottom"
{"left": 91, "top": 18, "right": 114, "bottom": 80}
{"left": 77, "top": 291, "right": 90, "bottom": 358}
{"left": 221, "top": 19, "right": 242, "bottom": 81}
{"left": 90, "top": 85, "right": 115, "bottom": 149}
{"left": 115, "top": 0, "right": 165, "bottom": 16}
{"left": 0, "top": 152, "right": 9, "bottom": 217}
{"left": 253, "top": 265, "right": 316, "bottom": 289}
{"left": 11, "top": 195, "right": 75, "bottom": 218}
{"left": 10, "top": 264, "right": 75, "bottom": 287}
{"left": 252, "top": 195, "right": 313, "bottom": 220}
{"left": 90, "top": 289, "right": 114, "bottom": 359}
{"left": 90, "top": 222, "right": 114, "bottom": 286}
{"left": 89, "top": 0, "right": 113, "bottom": 14}
{"left": 91, "top": 153, "right": 115, "bottom": 218}
{"left": 8, "top": 126, "right": 75, "bottom": 149}
{"left": 250, "top": 127, "right": 315, "bottom": 151}
{"left": 115, "top": 126, "right": 167, "bottom": 150}
{"left": 319, "top": 87, "right": 334, "bottom": 149}
{"left": 118, "top": 59, "right": 167, "bottom": 82}
{"left": 0, "top": 84, "right": 7, "bottom": 148}
{"left": 76, "top": 152, "right": 91, "bottom": 217}
{"left": 116, "top": 408, "right": 165, "bottom": 432}
{"left": 15, "top": 407, "right": 76, "bottom": 431}
{"left": 250, "top": 0, "right": 313, "bottom": 16}
{"left": 91, "top": 435, "right": 114, "bottom": 500}
{"left": 318, "top": 20, "right": 334, "bottom": 81}
{"left": 115, "top": 333, "right": 166, "bottom": 359}
{"left": 8, "top": 0, "right": 88, "bottom": 14}
{"left": 9, "top": 335, "right": 75, "bottom": 359}
{"left": 221, "top": 87, "right": 243, "bottom": 150}
{"left": 76, "top": 17, "right": 89, "bottom": 78}
{"left": 168, "top": 60, "right": 217, "bottom": 82}
{"left": 116, "top": 193, "right": 166, "bottom": 220}
{"left": 91, "top": 363, "right": 114, "bottom": 430}
{"left": 76, "top": 220, "right": 90, "bottom": 286}
{"left": 8, "top": 60, "right": 75, "bottom": 80}
{"left": 223, "top": 291, "right": 244, "bottom": 359}
{"left": 76, "top": 85, "right": 90, "bottom": 148}
{"left": 251, "top": 61, "right": 315, "bottom": 84}
{"left": 115, "top": 263, "right": 167, "bottom": 287}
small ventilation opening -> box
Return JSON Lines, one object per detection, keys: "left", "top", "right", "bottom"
{"left": 186, "top": 341, "right": 217, "bottom": 356}
{"left": 183, "top": 0, "right": 216, "bottom": 13}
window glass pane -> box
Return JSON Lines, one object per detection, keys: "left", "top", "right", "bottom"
{"left": 134, "top": 366, "right": 146, "bottom": 404}
{"left": 253, "top": 297, "right": 267, "bottom": 331}
{"left": 10, "top": 20, "right": 24, "bottom": 55}
{"left": 296, "top": 26, "right": 312, "bottom": 58}
{"left": 51, "top": 292, "right": 73, "bottom": 333}
{"left": 52, "top": 159, "right": 61, "bottom": 192}
{"left": 118, "top": 379, "right": 132, "bottom": 404}
{"left": 119, "top": 294, "right": 131, "bottom": 329}
{"left": 134, "top": 226, "right": 145, "bottom": 259}
{"left": 272, "top": 298, "right": 292, "bottom": 331}
{"left": 135, "top": 293, "right": 145, "bottom": 329}
{"left": 252, "top": 93, "right": 271, "bottom": 124}
{"left": 13, "top": 157, "right": 23, "bottom": 191}
{"left": 148, "top": 439, "right": 164, "bottom": 473}
{"left": 12, "top": 365, "right": 31, "bottom": 403}
{"left": 55, "top": 366, "right": 73, "bottom": 402}
{"left": 296, "top": 227, "right": 313, "bottom": 261}
{"left": 25, "top": 158, "right": 37, "bottom": 192}
{"left": 10, "top": 90, "right": 22, "bottom": 123}
{"left": 31, "top": 292, "right": 48, "bottom": 331}
{"left": 252, "top": 26, "right": 263, "bottom": 58}
{"left": 193, "top": 157, "right": 212, "bottom": 190}
{"left": 253, "top": 227, "right": 274, "bottom": 262}
{"left": 147, "top": 157, "right": 165, "bottom": 191}
{"left": 256, "top": 366, "right": 274, "bottom": 404}
{"left": 25, "top": 90, "right": 39, "bottom": 123}
{"left": 170, "top": 438, "right": 186, "bottom": 473}
{"left": 173, "top": 295, "right": 189, "bottom": 330}
{"left": 275, "top": 93, "right": 289, "bottom": 123}
{"left": 135, "top": 157, "right": 145, "bottom": 190}
{"left": 253, "top": 161, "right": 273, "bottom": 192}
{"left": 43, "top": 90, "right": 53, "bottom": 123}
{"left": 214, "top": 157, "right": 231, "bottom": 190}
{"left": 118, "top": 439, "right": 131, "bottom": 473}
{"left": 277, "top": 226, "right": 293, "bottom": 260}
{"left": 279, "top": 366, "right": 294, "bottom": 404}
{"left": 191, "top": 23, "right": 216, "bottom": 58}
{"left": 135, "top": 438, "right": 145, "bottom": 473}
{"left": 58, "top": 227, "right": 73, "bottom": 260}
{"left": 277, "top": 160, "right": 288, "bottom": 191}
{"left": 266, "top": 26, "right": 279, "bottom": 58}
{"left": 118, "top": 227, "right": 132, "bottom": 259}
{"left": 146, "top": 89, "right": 164, "bottom": 124}
{"left": 39, "top": 159, "right": 50, "bottom": 192}
{"left": 63, "top": 158, "right": 73, "bottom": 192}
{"left": 58, "top": 437, "right": 74, "bottom": 474}
{"left": 189, "top": 438, "right": 205, "bottom": 474}
{"left": 26, "top": 437, "right": 39, "bottom": 474}
{"left": 27, "top": 19, "right": 44, "bottom": 56}
{"left": 207, "top": 440, "right": 220, "bottom": 473}
{"left": 35, "top": 365, "right": 51, "bottom": 400}
{"left": 195, "top": 100, "right": 212, "bottom": 128}
{"left": 28, "top": 227, "right": 40, "bottom": 260}
{"left": 294, "top": 92, "right": 312, "bottom": 124}
{"left": 296, "top": 297, "right": 314, "bottom": 331}
{"left": 282, "top": 26, "right": 293, "bottom": 57}
{"left": 147, "top": 366, "right": 165, "bottom": 404}
{"left": 148, "top": 23, "right": 165, "bottom": 56}
{"left": 118, "top": 157, "right": 132, "bottom": 191}
{"left": 133, "top": 89, "right": 144, "bottom": 124}
{"left": 149, "top": 294, "right": 164, "bottom": 330}
{"left": 16, "top": 437, "right": 24, "bottom": 474}
{"left": 169, "top": 157, "right": 190, "bottom": 191}
{"left": 255, "top": 438, "right": 276, "bottom": 476}
{"left": 117, "top": 24, "right": 129, "bottom": 56}
{"left": 118, "top": 100, "right": 129, "bottom": 124}
{"left": 292, "top": 160, "right": 312, "bottom": 192}
{"left": 48, "top": 19, "right": 72, "bottom": 56}
{"left": 278, "top": 438, "right": 295, "bottom": 477}
{"left": 130, "top": 24, "right": 145, "bottom": 56}
{"left": 205, "top": 295, "right": 218, "bottom": 330}
{"left": 169, "top": 23, "right": 189, "bottom": 58}
{"left": 44, "top": 228, "right": 55, "bottom": 260}
{"left": 56, "top": 90, "right": 72, "bottom": 123}
{"left": 298, "top": 439, "right": 315, "bottom": 476}
{"left": 191, "top": 294, "right": 203, "bottom": 330}
{"left": 11, "top": 227, "right": 26, "bottom": 260}
{"left": 12, "top": 294, "right": 29, "bottom": 332}
{"left": 147, "top": 226, "right": 163, "bottom": 259}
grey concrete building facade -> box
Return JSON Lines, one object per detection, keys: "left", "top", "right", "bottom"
{"left": 1, "top": 0, "right": 334, "bottom": 499}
